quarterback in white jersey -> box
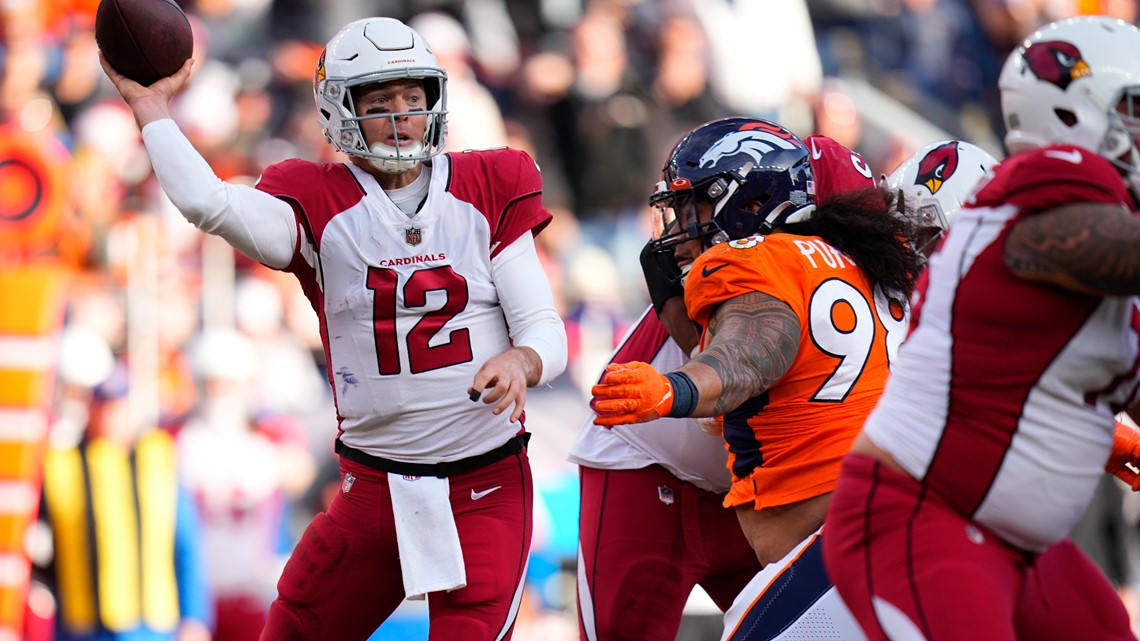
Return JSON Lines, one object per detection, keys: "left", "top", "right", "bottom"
{"left": 824, "top": 16, "right": 1140, "bottom": 641}
{"left": 255, "top": 146, "right": 556, "bottom": 462}
{"left": 101, "top": 16, "right": 567, "bottom": 641}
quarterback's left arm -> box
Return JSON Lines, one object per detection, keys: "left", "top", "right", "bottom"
{"left": 470, "top": 232, "right": 567, "bottom": 421}
{"left": 591, "top": 291, "right": 799, "bottom": 426}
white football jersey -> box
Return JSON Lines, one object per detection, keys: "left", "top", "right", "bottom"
{"left": 256, "top": 149, "right": 552, "bottom": 463}
{"left": 863, "top": 145, "right": 1140, "bottom": 551}
{"left": 568, "top": 306, "right": 733, "bottom": 492}
{"left": 177, "top": 423, "right": 284, "bottom": 598}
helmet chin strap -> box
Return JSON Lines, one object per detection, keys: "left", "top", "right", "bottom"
{"left": 760, "top": 201, "right": 814, "bottom": 232}
{"left": 782, "top": 204, "right": 816, "bottom": 226}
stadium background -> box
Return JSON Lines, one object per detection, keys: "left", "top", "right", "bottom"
{"left": 1, "top": 0, "right": 1136, "bottom": 639}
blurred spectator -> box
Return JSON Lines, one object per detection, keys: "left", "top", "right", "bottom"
{"left": 545, "top": 2, "right": 664, "bottom": 313}
{"left": 181, "top": 0, "right": 275, "bottom": 64}
{"left": 410, "top": 11, "right": 509, "bottom": 151}
{"left": 509, "top": 50, "right": 577, "bottom": 211}
{"left": 233, "top": 272, "right": 331, "bottom": 428}
{"left": 41, "top": 354, "right": 212, "bottom": 641}
{"left": 694, "top": 0, "right": 821, "bottom": 130}
{"left": 562, "top": 2, "right": 656, "bottom": 226}
{"left": 645, "top": 13, "right": 728, "bottom": 160}
{"left": 1070, "top": 474, "right": 1139, "bottom": 624}
{"left": 177, "top": 327, "right": 315, "bottom": 641}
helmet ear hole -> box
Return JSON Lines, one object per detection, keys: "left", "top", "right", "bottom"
{"left": 1054, "top": 109, "right": 1078, "bottom": 127}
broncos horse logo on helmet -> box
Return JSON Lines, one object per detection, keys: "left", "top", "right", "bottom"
{"left": 697, "top": 121, "right": 802, "bottom": 170}
{"left": 644, "top": 117, "right": 813, "bottom": 284}
{"left": 644, "top": 119, "right": 885, "bottom": 285}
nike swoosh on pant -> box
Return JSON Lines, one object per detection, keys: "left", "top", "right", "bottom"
{"left": 471, "top": 486, "right": 503, "bottom": 501}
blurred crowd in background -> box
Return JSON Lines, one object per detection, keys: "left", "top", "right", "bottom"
{"left": 5, "top": 0, "right": 1140, "bottom": 639}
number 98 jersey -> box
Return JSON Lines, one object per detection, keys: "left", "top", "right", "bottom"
{"left": 685, "top": 234, "right": 907, "bottom": 510}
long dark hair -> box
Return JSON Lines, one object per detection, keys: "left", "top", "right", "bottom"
{"left": 783, "top": 186, "right": 921, "bottom": 303}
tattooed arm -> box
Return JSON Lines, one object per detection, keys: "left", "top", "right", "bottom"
{"left": 677, "top": 291, "right": 801, "bottom": 417}
{"left": 1005, "top": 203, "right": 1140, "bottom": 296}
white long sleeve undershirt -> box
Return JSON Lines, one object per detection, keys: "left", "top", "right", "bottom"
{"left": 142, "top": 118, "right": 297, "bottom": 269}
{"left": 490, "top": 233, "right": 567, "bottom": 387}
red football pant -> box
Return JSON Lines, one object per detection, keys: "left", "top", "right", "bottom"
{"left": 215, "top": 594, "right": 268, "bottom": 641}
{"left": 824, "top": 454, "right": 1135, "bottom": 641}
{"left": 577, "top": 465, "right": 759, "bottom": 641}
{"left": 261, "top": 450, "right": 533, "bottom": 641}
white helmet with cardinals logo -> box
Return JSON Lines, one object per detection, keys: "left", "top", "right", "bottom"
{"left": 999, "top": 16, "right": 1140, "bottom": 193}
{"left": 314, "top": 17, "right": 448, "bottom": 173}
{"left": 886, "top": 140, "right": 997, "bottom": 256}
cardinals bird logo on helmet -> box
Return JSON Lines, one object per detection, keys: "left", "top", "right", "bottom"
{"left": 1021, "top": 40, "right": 1091, "bottom": 90}
{"left": 914, "top": 141, "right": 961, "bottom": 196}
{"left": 887, "top": 139, "right": 997, "bottom": 259}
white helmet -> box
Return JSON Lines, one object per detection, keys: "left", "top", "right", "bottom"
{"left": 999, "top": 16, "right": 1140, "bottom": 194}
{"left": 314, "top": 18, "right": 448, "bottom": 173}
{"left": 887, "top": 139, "right": 997, "bottom": 255}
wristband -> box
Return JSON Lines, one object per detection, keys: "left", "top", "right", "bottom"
{"left": 664, "top": 371, "right": 698, "bottom": 418}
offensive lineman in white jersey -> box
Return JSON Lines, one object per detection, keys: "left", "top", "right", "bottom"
{"left": 824, "top": 16, "right": 1140, "bottom": 641}
{"left": 100, "top": 16, "right": 567, "bottom": 641}
{"left": 569, "top": 264, "right": 760, "bottom": 641}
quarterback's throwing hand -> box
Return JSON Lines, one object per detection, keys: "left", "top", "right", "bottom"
{"left": 1107, "top": 421, "right": 1140, "bottom": 490}
{"left": 590, "top": 361, "right": 675, "bottom": 427}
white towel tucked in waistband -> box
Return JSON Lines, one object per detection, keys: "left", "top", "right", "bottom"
{"left": 388, "top": 473, "right": 467, "bottom": 600}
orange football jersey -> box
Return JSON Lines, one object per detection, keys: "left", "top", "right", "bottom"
{"left": 685, "top": 234, "right": 907, "bottom": 509}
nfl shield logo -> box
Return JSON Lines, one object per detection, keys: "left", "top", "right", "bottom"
{"left": 405, "top": 226, "right": 423, "bottom": 246}
{"left": 342, "top": 472, "right": 355, "bottom": 494}
{"left": 658, "top": 485, "right": 675, "bottom": 505}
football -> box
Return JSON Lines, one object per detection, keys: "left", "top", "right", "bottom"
{"left": 95, "top": 0, "right": 193, "bottom": 86}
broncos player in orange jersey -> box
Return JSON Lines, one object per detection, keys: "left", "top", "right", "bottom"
{"left": 591, "top": 117, "right": 921, "bottom": 640}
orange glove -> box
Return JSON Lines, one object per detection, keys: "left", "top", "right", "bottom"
{"left": 1106, "top": 420, "right": 1140, "bottom": 491}
{"left": 591, "top": 361, "right": 675, "bottom": 427}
